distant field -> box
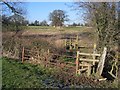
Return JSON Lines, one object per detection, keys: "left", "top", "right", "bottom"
{"left": 28, "top": 26, "right": 89, "bottom": 30}
{"left": 23, "top": 26, "right": 95, "bottom": 35}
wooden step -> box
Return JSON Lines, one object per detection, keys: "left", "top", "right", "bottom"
{"left": 78, "top": 53, "right": 101, "bottom": 56}
{"left": 79, "top": 58, "right": 99, "bottom": 62}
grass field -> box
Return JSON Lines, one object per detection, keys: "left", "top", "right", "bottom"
{"left": 2, "top": 57, "right": 118, "bottom": 88}
{"left": 23, "top": 26, "right": 95, "bottom": 36}
{"left": 2, "top": 57, "right": 59, "bottom": 88}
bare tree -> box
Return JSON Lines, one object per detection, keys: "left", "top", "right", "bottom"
{"left": 49, "top": 10, "right": 69, "bottom": 27}
{"left": 1, "top": 0, "right": 26, "bottom": 15}
{"left": 1, "top": 0, "right": 27, "bottom": 33}
{"left": 74, "top": 2, "right": 119, "bottom": 51}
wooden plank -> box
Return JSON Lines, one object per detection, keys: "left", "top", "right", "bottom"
{"left": 92, "top": 43, "right": 97, "bottom": 73}
{"left": 108, "top": 72, "right": 117, "bottom": 79}
{"left": 78, "top": 53, "right": 101, "bottom": 56}
{"left": 93, "top": 43, "right": 97, "bottom": 65}
{"left": 98, "top": 78, "right": 107, "bottom": 81}
{"left": 79, "top": 58, "right": 99, "bottom": 62}
{"left": 97, "top": 47, "right": 107, "bottom": 76}
{"left": 87, "top": 65, "right": 91, "bottom": 76}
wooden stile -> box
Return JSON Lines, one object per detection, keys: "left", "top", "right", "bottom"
{"left": 65, "top": 35, "right": 79, "bottom": 50}
{"left": 75, "top": 46, "right": 107, "bottom": 76}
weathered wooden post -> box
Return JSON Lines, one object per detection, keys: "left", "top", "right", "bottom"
{"left": 87, "top": 64, "right": 91, "bottom": 76}
{"left": 76, "top": 51, "right": 79, "bottom": 75}
{"left": 97, "top": 47, "right": 107, "bottom": 76}
{"left": 22, "top": 47, "right": 24, "bottom": 63}
{"left": 76, "top": 35, "right": 78, "bottom": 47}
{"left": 75, "top": 35, "right": 79, "bottom": 50}
{"left": 92, "top": 43, "right": 96, "bottom": 73}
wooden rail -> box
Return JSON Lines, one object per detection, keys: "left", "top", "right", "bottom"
{"left": 78, "top": 53, "right": 101, "bottom": 56}
{"left": 79, "top": 58, "right": 99, "bottom": 62}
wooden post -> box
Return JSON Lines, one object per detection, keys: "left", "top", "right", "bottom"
{"left": 97, "top": 47, "right": 107, "bottom": 76}
{"left": 76, "top": 51, "right": 79, "bottom": 74}
{"left": 22, "top": 47, "right": 24, "bottom": 63}
{"left": 93, "top": 43, "right": 96, "bottom": 61}
{"left": 92, "top": 43, "right": 96, "bottom": 73}
{"left": 87, "top": 65, "right": 91, "bottom": 76}
{"left": 75, "top": 35, "right": 79, "bottom": 49}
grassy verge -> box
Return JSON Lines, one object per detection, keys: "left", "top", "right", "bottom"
{"left": 2, "top": 57, "right": 118, "bottom": 88}
{"left": 2, "top": 57, "right": 57, "bottom": 88}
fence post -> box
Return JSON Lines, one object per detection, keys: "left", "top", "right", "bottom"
{"left": 76, "top": 51, "right": 79, "bottom": 75}
{"left": 76, "top": 35, "right": 79, "bottom": 49}
{"left": 92, "top": 43, "right": 96, "bottom": 73}
{"left": 22, "top": 47, "right": 24, "bottom": 63}
{"left": 97, "top": 47, "right": 107, "bottom": 76}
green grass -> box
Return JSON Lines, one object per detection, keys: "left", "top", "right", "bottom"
{"left": 2, "top": 57, "right": 56, "bottom": 88}
{"left": 1, "top": 57, "right": 118, "bottom": 88}
{"left": 26, "top": 26, "right": 95, "bottom": 34}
